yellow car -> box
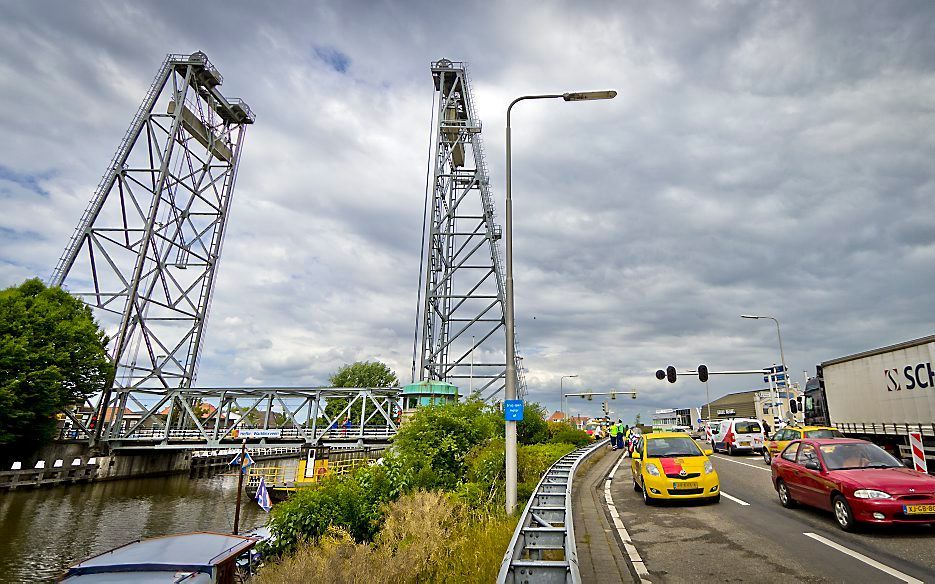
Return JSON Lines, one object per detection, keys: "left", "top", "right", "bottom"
{"left": 631, "top": 432, "right": 720, "bottom": 504}
{"left": 762, "top": 425, "right": 845, "bottom": 464}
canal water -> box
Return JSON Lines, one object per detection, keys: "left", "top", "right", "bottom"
{"left": 0, "top": 472, "right": 269, "bottom": 583}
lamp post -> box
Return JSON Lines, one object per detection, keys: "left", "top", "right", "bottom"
{"left": 741, "top": 314, "right": 788, "bottom": 422}
{"left": 504, "top": 89, "right": 616, "bottom": 514}
{"left": 560, "top": 374, "right": 578, "bottom": 418}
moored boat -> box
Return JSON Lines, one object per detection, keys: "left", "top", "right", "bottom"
{"left": 61, "top": 531, "right": 259, "bottom": 583}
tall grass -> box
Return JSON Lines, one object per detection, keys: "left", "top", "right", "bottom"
{"left": 254, "top": 491, "right": 516, "bottom": 584}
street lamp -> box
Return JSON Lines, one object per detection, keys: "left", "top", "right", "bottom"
{"left": 504, "top": 89, "right": 616, "bottom": 514}
{"left": 560, "top": 375, "right": 578, "bottom": 418}
{"left": 741, "top": 314, "right": 788, "bottom": 422}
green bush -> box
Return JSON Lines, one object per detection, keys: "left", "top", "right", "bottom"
{"left": 263, "top": 464, "right": 394, "bottom": 556}
{"left": 389, "top": 398, "right": 500, "bottom": 491}
{"left": 548, "top": 422, "right": 592, "bottom": 447}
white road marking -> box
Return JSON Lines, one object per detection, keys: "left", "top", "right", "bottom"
{"left": 711, "top": 454, "right": 771, "bottom": 472}
{"left": 604, "top": 454, "right": 652, "bottom": 583}
{"left": 720, "top": 491, "right": 750, "bottom": 506}
{"left": 803, "top": 532, "right": 923, "bottom": 584}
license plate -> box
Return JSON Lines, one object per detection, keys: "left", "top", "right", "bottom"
{"left": 904, "top": 504, "right": 935, "bottom": 515}
{"left": 672, "top": 482, "right": 698, "bottom": 489}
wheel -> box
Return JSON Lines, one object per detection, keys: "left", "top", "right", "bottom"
{"left": 833, "top": 494, "right": 857, "bottom": 532}
{"left": 763, "top": 449, "right": 772, "bottom": 465}
{"left": 777, "top": 479, "right": 796, "bottom": 508}
{"left": 727, "top": 443, "right": 734, "bottom": 456}
{"left": 642, "top": 479, "right": 654, "bottom": 506}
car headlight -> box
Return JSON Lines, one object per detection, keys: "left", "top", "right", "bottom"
{"left": 645, "top": 463, "right": 660, "bottom": 476}
{"left": 853, "top": 489, "right": 892, "bottom": 499}
{"left": 704, "top": 460, "right": 714, "bottom": 474}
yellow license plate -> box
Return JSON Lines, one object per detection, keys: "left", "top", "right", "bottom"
{"left": 904, "top": 504, "right": 935, "bottom": 515}
{"left": 672, "top": 482, "right": 698, "bottom": 489}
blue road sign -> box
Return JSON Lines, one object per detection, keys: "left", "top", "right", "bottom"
{"left": 504, "top": 400, "right": 524, "bottom": 421}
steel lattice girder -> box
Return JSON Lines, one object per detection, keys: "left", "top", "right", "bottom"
{"left": 419, "top": 59, "right": 526, "bottom": 399}
{"left": 50, "top": 52, "right": 254, "bottom": 443}
{"left": 94, "top": 387, "right": 401, "bottom": 450}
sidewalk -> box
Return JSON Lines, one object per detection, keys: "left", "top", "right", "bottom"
{"left": 573, "top": 446, "right": 634, "bottom": 583}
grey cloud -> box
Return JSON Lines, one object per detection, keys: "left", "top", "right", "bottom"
{"left": 1, "top": 1, "right": 933, "bottom": 422}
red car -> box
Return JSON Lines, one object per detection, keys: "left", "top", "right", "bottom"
{"left": 771, "top": 438, "right": 935, "bottom": 531}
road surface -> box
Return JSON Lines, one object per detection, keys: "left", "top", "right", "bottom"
{"left": 591, "top": 448, "right": 935, "bottom": 583}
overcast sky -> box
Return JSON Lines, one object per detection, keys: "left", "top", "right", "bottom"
{"left": 2, "top": 0, "right": 934, "bottom": 423}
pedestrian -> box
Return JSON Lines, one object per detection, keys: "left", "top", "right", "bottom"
{"left": 608, "top": 420, "right": 619, "bottom": 450}
{"left": 762, "top": 418, "right": 771, "bottom": 436}
{"left": 342, "top": 416, "right": 351, "bottom": 437}
{"left": 616, "top": 419, "right": 625, "bottom": 450}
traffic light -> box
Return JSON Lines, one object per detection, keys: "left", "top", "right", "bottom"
{"left": 789, "top": 399, "right": 798, "bottom": 414}
{"left": 602, "top": 401, "right": 609, "bottom": 414}
{"left": 698, "top": 364, "right": 709, "bottom": 383}
{"left": 610, "top": 392, "right": 616, "bottom": 400}
{"left": 655, "top": 367, "right": 677, "bottom": 383}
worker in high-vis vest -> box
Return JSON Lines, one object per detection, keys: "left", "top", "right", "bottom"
{"left": 608, "top": 421, "right": 619, "bottom": 450}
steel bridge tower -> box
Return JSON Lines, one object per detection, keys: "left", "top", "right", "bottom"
{"left": 50, "top": 52, "right": 254, "bottom": 444}
{"left": 416, "top": 59, "right": 527, "bottom": 400}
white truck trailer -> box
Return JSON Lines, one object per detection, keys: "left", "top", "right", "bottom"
{"left": 806, "top": 334, "right": 935, "bottom": 471}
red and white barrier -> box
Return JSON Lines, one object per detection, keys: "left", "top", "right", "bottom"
{"left": 909, "top": 432, "right": 927, "bottom": 473}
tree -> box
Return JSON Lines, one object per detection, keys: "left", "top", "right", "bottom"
{"left": 324, "top": 361, "right": 399, "bottom": 422}
{"left": 634, "top": 413, "right": 642, "bottom": 427}
{"left": 0, "top": 278, "right": 113, "bottom": 457}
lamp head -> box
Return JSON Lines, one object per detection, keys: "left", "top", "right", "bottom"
{"left": 563, "top": 90, "right": 617, "bottom": 102}
{"left": 740, "top": 314, "right": 760, "bottom": 319}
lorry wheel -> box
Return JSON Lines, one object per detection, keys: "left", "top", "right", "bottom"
{"left": 777, "top": 480, "right": 796, "bottom": 508}
{"left": 833, "top": 494, "right": 857, "bottom": 532}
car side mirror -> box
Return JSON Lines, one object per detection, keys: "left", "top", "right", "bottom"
{"left": 804, "top": 460, "right": 821, "bottom": 471}
{"left": 703, "top": 448, "right": 713, "bottom": 456}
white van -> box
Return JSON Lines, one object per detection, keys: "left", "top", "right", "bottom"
{"left": 710, "top": 418, "right": 765, "bottom": 455}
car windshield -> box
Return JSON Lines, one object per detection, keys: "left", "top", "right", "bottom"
{"left": 805, "top": 429, "right": 845, "bottom": 439}
{"left": 819, "top": 443, "right": 902, "bottom": 470}
{"left": 735, "top": 421, "right": 762, "bottom": 434}
{"left": 646, "top": 437, "right": 702, "bottom": 458}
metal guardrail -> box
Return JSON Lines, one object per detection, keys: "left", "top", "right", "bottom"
{"left": 497, "top": 438, "right": 609, "bottom": 584}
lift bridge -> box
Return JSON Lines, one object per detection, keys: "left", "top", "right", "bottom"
{"left": 53, "top": 55, "right": 519, "bottom": 452}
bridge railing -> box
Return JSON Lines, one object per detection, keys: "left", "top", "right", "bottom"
{"left": 496, "top": 438, "right": 609, "bottom": 584}
{"left": 111, "top": 425, "right": 396, "bottom": 443}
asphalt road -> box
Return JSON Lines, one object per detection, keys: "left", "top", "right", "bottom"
{"left": 605, "top": 449, "right": 935, "bottom": 583}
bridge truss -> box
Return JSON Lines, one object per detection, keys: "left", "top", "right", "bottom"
{"left": 68, "top": 387, "right": 401, "bottom": 451}
{"left": 417, "top": 59, "right": 527, "bottom": 400}
{"left": 50, "top": 52, "right": 254, "bottom": 444}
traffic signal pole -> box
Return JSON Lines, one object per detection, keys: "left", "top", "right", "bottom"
{"left": 658, "top": 366, "right": 784, "bottom": 427}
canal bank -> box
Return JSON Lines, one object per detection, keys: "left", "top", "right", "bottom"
{"left": 0, "top": 471, "right": 269, "bottom": 583}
